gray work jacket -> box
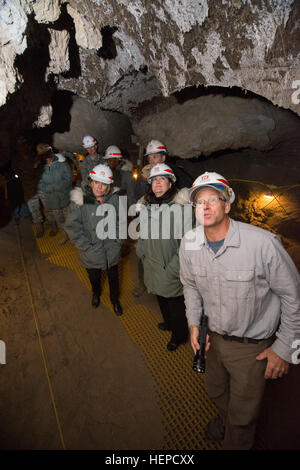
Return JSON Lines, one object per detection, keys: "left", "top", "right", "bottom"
{"left": 80, "top": 154, "right": 105, "bottom": 183}
{"left": 179, "top": 218, "right": 300, "bottom": 363}
{"left": 64, "top": 187, "right": 122, "bottom": 270}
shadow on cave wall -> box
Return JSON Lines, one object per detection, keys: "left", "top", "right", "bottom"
{"left": 0, "top": 4, "right": 81, "bottom": 166}
{"left": 25, "top": 90, "right": 75, "bottom": 147}
{"left": 97, "top": 26, "right": 118, "bottom": 60}
{"left": 0, "top": 14, "right": 51, "bottom": 162}
{"left": 0, "top": 4, "right": 82, "bottom": 224}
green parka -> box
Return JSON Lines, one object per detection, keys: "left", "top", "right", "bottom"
{"left": 38, "top": 156, "right": 72, "bottom": 210}
{"left": 64, "top": 186, "right": 123, "bottom": 270}
{"left": 136, "top": 188, "right": 194, "bottom": 298}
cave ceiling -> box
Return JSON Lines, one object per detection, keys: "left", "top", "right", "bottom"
{"left": 0, "top": 0, "right": 299, "bottom": 157}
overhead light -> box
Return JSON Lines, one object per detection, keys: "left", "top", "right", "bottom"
{"left": 263, "top": 189, "right": 274, "bottom": 200}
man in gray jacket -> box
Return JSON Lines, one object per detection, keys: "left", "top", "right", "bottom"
{"left": 179, "top": 171, "right": 300, "bottom": 450}
{"left": 103, "top": 145, "right": 135, "bottom": 207}
{"left": 80, "top": 135, "right": 104, "bottom": 191}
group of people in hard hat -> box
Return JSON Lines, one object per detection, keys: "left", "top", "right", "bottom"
{"left": 9, "top": 133, "right": 300, "bottom": 451}
{"left": 64, "top": 136, "right": 193, "bottom": 318}
{"left": 68, "top": 136, "right": 299, "bottom": 451}
{"left": 80, "top": 135, "right": 135, "bottom": 206}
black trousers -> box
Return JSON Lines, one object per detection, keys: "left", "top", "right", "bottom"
{"left": 156, "top": 295, "right": 188, "bottom": 344}
{"left": 86, "top": 264, "right": 119, "bottom": 304}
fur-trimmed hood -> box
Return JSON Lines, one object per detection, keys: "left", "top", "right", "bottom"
{"left": 137, "top": 187, "right": 190, "bottom": 209}
{"left": 120, "top": 159, "right": 133, "bottom": 172}
{"left": 70, "top": 187, "right": 85, "bottom": 206}
{"left": 55, "top": 153, "right": 66, "bottom": 163}
{"left": 172, "top": 187, "right": 190, "bottom": 205}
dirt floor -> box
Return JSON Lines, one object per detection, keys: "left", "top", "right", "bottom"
{"left": 0, "top": 207, "right": 300, "bottom": 452}
{"left": 0, "top": 216, "right": 164, "bottom": 450}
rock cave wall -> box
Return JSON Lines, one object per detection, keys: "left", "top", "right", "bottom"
{"left": 0, "top": 0, "right": 299, "bottom": 265}
{"left": 0, "top": 0, "right": 299, "bottom": 162}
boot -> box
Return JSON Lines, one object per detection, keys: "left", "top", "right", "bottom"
{"left": 112, "top": 300, "right": 123, "bottom": 316}
{"left": 205, "top": 416, "right": 225, "bottom": 441}
{"left": 58, "top": 230, "right": 68, "bottom": 245}
{"left": 167, "top": 340, "right": 179, "bottom": 351}
{"left": 49, "top": 221, "right": 58, "bottom": 236}
{"left": 158, "top": 322, "right": 171, "bottom": 331}
{"left": 132, "top": 281, "right": 146, "bottom": 297}
{"left": 91, "top": 293, "right": 100, "bottom": 308}
{"left": 36, "top": 223, "right": 44, "bottom": 238}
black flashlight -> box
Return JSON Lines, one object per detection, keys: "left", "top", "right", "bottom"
{"left": 192, "top": 314, "right": 208, "bottom": 373}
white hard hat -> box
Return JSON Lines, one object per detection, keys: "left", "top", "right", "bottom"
{"left": 145, "top": 139, "right": 167, "bottom": 156}
{"left": 89, "top": 164, "right": 114, "bottom": 184}
{"left": 103, "top": 145, "right": 123, "bottom": 159}
{"left": 189, "top": 171, "right": 235, "bottom": 203}
{"left": 82, "top": 135, "right": 97, "bottom": 149}
{"left": 148, "top": 163, "right": 176, "bottom": 183}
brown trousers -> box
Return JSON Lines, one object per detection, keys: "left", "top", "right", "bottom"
{"left": 204, "top": 331, "right": 274, "bottom": 450}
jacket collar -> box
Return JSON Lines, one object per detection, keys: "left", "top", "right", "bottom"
{"left": 83, "top": 192, "right": 97, "bottom": 204}
{"left": 83, "top": 188, "right": 114, "bottom": 205}
{"left": 223, "top": 219, "right": 241, "bottom": 248}
{"left": 139, "top": 187, "right": 190, "bottom": 207}
{"left": 194, "top": 218, "right": 241, "bottom": 248}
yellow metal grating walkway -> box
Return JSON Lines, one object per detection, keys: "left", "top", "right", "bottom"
{"left": 33, "top": 225, "right": 221, "bottom": 450}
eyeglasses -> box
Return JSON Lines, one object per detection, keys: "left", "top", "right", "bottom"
{"left": 193, "top": 196, "right": 226, "bottom": 207}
